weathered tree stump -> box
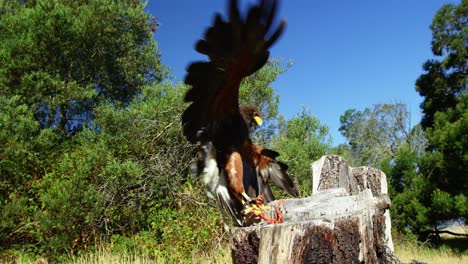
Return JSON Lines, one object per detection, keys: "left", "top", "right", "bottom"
{"left": 231, "top": 155, "right": 401, "bottom": 264}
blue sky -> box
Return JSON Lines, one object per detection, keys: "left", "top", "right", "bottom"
{"left": 146, "top": 0, "right": 460, "bottom": 146}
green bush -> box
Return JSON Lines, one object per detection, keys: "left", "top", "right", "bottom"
{"left": 272, "top": 107, "right": 331, "bottom": 195}
{"left": 0, "top": 96, "right": 57, "bottom": 254}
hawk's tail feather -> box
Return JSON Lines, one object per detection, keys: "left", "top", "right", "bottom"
{"left": 217, "top": 190, "right": 244, "bottom": 227}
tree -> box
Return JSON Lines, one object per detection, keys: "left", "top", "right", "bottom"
{"left": 0, "top": 0, "right": 166, "bottom": 134}
{"left": 272, "top": 107, "right": 331, "bottom": 195}
{"left": 388, "top": 1, "right": 467, "bottom": 239}
{"left": 416, "top": 1, "right": 467, "bottom": 129}
{"left": 415, "top": 0, "right": 467, "bottom": 206}
{"left": 339, "top": 103, "right": 425, "bottom": 167}
{"left": 387, "top": 142, "right": 467, "bottom": 240}
{"left": 386, "top": 144, "right": 431, "bottom": 236}
{"left": 0, "top": 0, "right": 169, "bottom": 257}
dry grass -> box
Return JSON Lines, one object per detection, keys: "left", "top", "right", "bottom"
{"left": 12, "top": 252, "right": 156, "bottom": 264}
{"left": 10, "top": 245, "right": 233, "bottom": 264}
{"left": 11, "top": 242, "right": 467, "bottom": 264}
{"left": 10, "top": 226, "right": 467, "bottom": 264}
{"left": 395, "top": 242, "right": 467, "bottom": 264}
{"left": 13, "top": 241, "right": 466, "bottom": 264}
{"left": 395, "top": 224, "right": 468, "bottom": 264}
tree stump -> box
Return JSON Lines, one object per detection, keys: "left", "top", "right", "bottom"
{"left": 231, "top": 155, "right": 401, "bottom": 264}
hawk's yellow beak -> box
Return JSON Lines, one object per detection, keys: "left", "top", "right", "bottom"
{"left": 254, "top": 115, "right": 263, "bottom": 126}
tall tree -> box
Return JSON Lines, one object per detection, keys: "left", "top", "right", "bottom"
{"left": 416, "top": 1, "right": 467, "bottom": 129}
{"left": 0, "top": 0, "right": 166, "bottom": 134}
{"left": 415, "top": 0, "right": 467, "bottom": 197}
{"left": 388, "top": 1, "right": 467, "bottom": 239}
{"left": 0, "top": 0, "right": 167, "bottom": 256}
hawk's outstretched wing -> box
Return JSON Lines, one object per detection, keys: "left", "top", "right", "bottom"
{"left": 182, "top": 0, "right": 285, "bottom": 150}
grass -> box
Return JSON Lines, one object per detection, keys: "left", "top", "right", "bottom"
{"left": 394, "top": 225, "right": 468, "bottom": 264}
{"left": 8, "top": 226, "right": 467, "bottom": 264}
{"left": 395, "top": 240, "right": 467, "bottom": 264}
{"left": 9, "top": 244, "right": 233, "bottom": 264}
{"left": 11, "top": 240, "right": 467, "bottom": 264}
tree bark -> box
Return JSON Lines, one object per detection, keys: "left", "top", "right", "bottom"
{"left": 231, "top": 155, "right": 401, "bottom": 264}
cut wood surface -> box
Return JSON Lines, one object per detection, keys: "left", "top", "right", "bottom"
{"left": 231, "top": 155, "right": 401, "bottom": 264}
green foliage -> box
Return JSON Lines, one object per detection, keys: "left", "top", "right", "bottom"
{"left": 425, "top": 93, "right": 467, "bottom": 196}
{"left": 272, "top": 107, "right": 331, "bottom": 195}
{"left": 32, "top": 83, "right": 195, "bottom": 256}
{"left": 386, "top": 144, "right": 418, "bottom": 193}
{"left": 0, "top": 1, "right": 189, "bottom": 257}
{"left": 386, "top": 142, "right": 467, "bottom": 239}
{"left": 38, "top": 149, "right": 146, "bottom": 254}
{"left": 454, "top": 194, "right": 468, "bottom": 216}
{"left": 0, "top": 0, "right": 166, "bottom": 134}
{"left": 144, "top": 182, "right": 225, "bottom": 260}
{"left": 392, "top": 190, "right": 430, "bottom": 235}
{"left": 0, "top": 95, "right": 57, "bottom": 251}
{"left": 95, "top": 181, "right": 225, "bottom": 262}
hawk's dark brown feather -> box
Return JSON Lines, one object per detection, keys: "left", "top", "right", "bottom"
{"left": 182, "top": 0, "right": 285, "bottom": 150}
{"left": 182, "top": 0, "right": 296, "bottom": 227}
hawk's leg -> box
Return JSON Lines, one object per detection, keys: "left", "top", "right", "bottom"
{"left": 245, "top": 195, "right": 286, "bottom": 224}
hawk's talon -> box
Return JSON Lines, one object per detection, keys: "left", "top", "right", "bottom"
{"left": 243, "top": 195, "right": 286, "bottom": 224}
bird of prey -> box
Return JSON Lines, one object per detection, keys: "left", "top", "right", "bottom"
{"left": 182, "top": 0, "right": 298, "bottom": 226}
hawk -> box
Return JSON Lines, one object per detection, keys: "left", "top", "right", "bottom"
{"left": 182, "top": 0, "right": 297, "bottom": 226}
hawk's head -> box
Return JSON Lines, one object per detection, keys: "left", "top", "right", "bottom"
{"left": 240, "top": 105, "right": 263, "bottom": 129}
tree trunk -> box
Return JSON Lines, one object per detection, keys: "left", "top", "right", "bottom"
{"left": 230, "top": 155, "right": 401, "bottom": 264}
